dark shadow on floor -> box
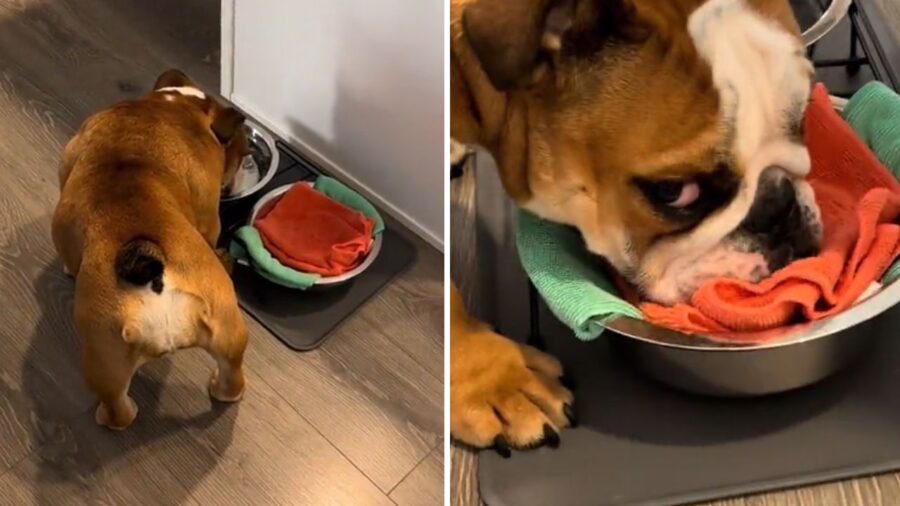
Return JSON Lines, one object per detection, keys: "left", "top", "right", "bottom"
{"left": 15, "top": 217, "right": 238, "bottom": 504}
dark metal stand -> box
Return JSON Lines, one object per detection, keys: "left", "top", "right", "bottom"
{"left": 808, "top": 2, "right": 866, "bottom": 78}
{"left": 526, "top": 281, "right": 546, "bottom": 350}
{"left": 805, "top": 0, "right": 900, "bottom": 91}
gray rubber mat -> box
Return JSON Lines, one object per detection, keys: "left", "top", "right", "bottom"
{"left": 219, "top": 143, "right": 416, "bottom": 351}
{"left": 478, "top": 297, "right": 900, "bottom": 506}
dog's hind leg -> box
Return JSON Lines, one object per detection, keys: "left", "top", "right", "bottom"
{"left": 82, "top": 344, "right": 140, "bottom": 431}
{"left": 202, "top": 308, "right": 248, "bottom": 403}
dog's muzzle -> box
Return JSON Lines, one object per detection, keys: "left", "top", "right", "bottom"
{"left": 641, "top": 167, "right": 824, "bottom": 305}
{"left": 735, "top": 167, "right": 823, "bottom": 270}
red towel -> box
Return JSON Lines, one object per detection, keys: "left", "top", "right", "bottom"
{"left": 639, "top": 84, "right": 900, "bottom": 341}
{"left": 255, "top": 183, "right": 375, "bottom": 276}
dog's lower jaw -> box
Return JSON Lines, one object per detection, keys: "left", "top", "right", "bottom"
{"left": 639, "top": 246, "right": 771, "bottom": 306}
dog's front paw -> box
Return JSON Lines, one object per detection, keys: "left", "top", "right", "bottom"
{"left": 450, "top": 328, "right": 575, "bottom": 456}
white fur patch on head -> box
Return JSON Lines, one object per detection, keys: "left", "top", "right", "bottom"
{"left": 638, "top": 0, "right": 818, "bottom": 304}
{"left": 156, "top": 86, "right": 206, "bottom": 100}
{"left": 688, "top": 0, "right": 812, "bottom": 167}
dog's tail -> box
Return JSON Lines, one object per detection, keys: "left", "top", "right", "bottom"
{"left": 115, "top": 237, "right": 165, "bottom": 293}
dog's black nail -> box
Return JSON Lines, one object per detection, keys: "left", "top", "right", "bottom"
{"left": 559, "top": 373, "right": 575, "bottom": 391}
{"left": 542, "top": 424, "right": 560, "bottom": 448}
{"left": 563, "top": 403, "right": 578, "bottom": 428}
{"left": 493, "top": 435, "right": 511, "bottom": 458}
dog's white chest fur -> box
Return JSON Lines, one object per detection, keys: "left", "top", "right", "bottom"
{"left": 122, "top": 279, "right": 198, "bottom": 355}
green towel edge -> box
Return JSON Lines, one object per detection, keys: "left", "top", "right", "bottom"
{"left": 885, "top": 261, "right": 900, "bottom": 286}
{"left": 516, "top": 211, "right": 642, "bottom": 342}
{"left": 313, "top": 175, "right": 385, "bottom": 236}
{"left": 842, "top": 80, "right": 900, "bottom": 180}
{"left": 230, "top": 226, "right": 320, "bottom": 290}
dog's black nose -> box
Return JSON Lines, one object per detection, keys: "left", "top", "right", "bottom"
{"left": 742, "top": 171, "right": 796, "bottom": 234}
{"left": 740, "top": 169, "right": 820, "bottom": 271}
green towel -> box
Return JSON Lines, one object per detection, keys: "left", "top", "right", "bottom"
{"left": 517, "top": 81, "right": 900, "bottom": 340}
{"left": 516, "top": 211, "right": 642, "bottom": 340}
{"left": 842, "top": 81, "right": 900, "bottom": 180}
{"left": 230, "top": 226, "right": 320, "bottom": 289}
{"left": 314, "top": 176, "right": 385, "bottom": 236}
{"left": 843, "top": 82, "right": 900, "bottom": 281}
{"left": 229, "top": 175, "right": 383, "bottom": 290}
{"left": 885, "top": 262, "right": 900, "bottom": 285}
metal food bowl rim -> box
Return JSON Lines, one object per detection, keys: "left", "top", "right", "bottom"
{"left": 605, "top": 279, "right": 900, "bottom": 352}
{"left": 220, "top": 119, "right": 280, "bottom": 202}
{"left": 246, "top": 183, "right": 383, "bottom": 286}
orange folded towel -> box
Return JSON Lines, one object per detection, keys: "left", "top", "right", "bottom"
{"left": 255, "top": 183, "right": 375, "bottom": 276}
{"left": 640, "top": 84, "right": 900, "bottom": 340}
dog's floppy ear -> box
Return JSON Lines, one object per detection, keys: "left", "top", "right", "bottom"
{"left": 153, "top": 69, "right": 193, "bottom": 90}
{"left": 210, "top": 106, "right": 246, "bottom": 145}
{"left": 462, "top": 0, "right": 572, "bottom": 90}
{"left": 462, "top": 0, "right": 641, "bottom": 90}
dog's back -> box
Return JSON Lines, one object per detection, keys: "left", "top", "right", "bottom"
{"left": 52, "top": 70, "right": 249, "bottom": 430}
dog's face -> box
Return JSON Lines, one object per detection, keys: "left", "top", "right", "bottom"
{"left": 150, "top": 69, "right": 250, "bottom": 192}
{"left": 454, "top": 0, "right": 822, "bottom": 305}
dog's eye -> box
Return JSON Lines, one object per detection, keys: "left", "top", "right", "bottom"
{"left": 638, "top": 180, "right": 701, "bottom": 208}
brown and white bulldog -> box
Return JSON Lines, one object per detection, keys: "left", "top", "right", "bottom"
{"left": 52, "top": 70, "right": 251, "bottom": 430}
{"left": 450, "top": 0, "right": 821, "bottom": 453}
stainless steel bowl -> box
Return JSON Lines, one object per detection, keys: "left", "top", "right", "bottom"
{"left": 801, "top": 0, "right": 851, "bottom": 46}
{"left": 221, "top": 119, "right": 279, "bottom": 202}
{"left": 609, "top": 280, "right": 900, "bottom": 396}
{"left": 244, "top": 183, "right": 382, "bottom": 287}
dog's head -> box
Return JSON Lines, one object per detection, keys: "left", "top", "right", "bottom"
{"left": 452, "top": 0, "right": 821, "bottom": 304}
{"left": 151, "top": 69, "right": 251, "bottom": 191}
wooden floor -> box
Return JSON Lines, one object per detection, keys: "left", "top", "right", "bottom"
{"left": 0, "top": 1, "right": 443, "bottom": 505}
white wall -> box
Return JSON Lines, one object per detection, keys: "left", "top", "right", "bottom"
{"left": 222, "top": 0, "right": 444, "bottom": 248}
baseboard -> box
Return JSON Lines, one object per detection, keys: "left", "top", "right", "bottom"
{"left": 219, "top": 0, "right": 235, "bottom": 97}
{"left": 228, "top": 95, "right": 444, "bottom": 252}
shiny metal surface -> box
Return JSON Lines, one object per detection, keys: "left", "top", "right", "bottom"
{"left": 220, "top": 119, "right": 279, "bottom": 202}
{"left": 607, "top": 280, "right": 900, "bottom": 396}
{"left": 245, "top": 183, "right": 383, "bottom": 287}
{"left": 801, "top": 0, "right": 852, "bottom": 46}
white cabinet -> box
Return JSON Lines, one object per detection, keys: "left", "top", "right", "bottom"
{"left": 221, "top": 0, "right": 444, "bottom": 248}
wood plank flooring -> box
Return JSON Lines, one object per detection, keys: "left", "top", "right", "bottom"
{"left": 0, "top": 1, "right": 443, "bottom": 504}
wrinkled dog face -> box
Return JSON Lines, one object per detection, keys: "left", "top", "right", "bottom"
{"left": 459, "top": 0, "right": 821, "bottom": 305}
